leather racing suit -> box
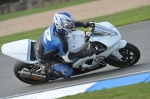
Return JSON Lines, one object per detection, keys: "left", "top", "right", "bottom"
{"left": 35, "top": 21, "right": 97, "bottom": 79}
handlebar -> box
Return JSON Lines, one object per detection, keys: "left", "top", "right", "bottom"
{"left": 88, "top": 21, "right": 95, "bottom": 33}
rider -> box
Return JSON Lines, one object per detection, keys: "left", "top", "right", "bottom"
{"left": 35, "top": 11, "right": 101, "bottom": 79}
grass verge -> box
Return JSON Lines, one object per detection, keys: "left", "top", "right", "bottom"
{"left": 59, "top": 82, "right": 150, "bottom": 99}
{"left": 84, "top": 4, "right": 150, "bottom": 26}
{"left": 0, "top": 0, "right": 94, "bottom": 21}
{"left": 0, "top": 5, "right": 150, "bottom": 48}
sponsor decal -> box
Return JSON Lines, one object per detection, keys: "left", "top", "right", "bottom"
{"left": 31, "top": 76, "right": 42, "bottom": 80}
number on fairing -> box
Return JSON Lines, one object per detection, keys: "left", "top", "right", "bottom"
{"left": 44, "top": 28, "right": 51, "bottom": 43}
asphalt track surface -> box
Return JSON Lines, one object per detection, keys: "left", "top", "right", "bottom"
{"left": 0, "top": 20, "right": 150, "bottom": 98}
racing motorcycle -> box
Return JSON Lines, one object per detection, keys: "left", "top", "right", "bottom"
{"left": 1, "top": 21, "right": 140, "bottom": 84}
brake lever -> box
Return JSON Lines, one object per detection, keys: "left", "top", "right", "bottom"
{"left": 89, "top": 22, "right": 95, "bottom": 33}
{"left": 89, "top": 26, "right": 95, "bottom": 34}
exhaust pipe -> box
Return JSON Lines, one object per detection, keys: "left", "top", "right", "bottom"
{"left": 20, "top": 70, "right": 46, "bottom": 81}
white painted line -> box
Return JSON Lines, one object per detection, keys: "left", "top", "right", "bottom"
{"left": 8, "top": 82, "right": 96, "bottom": 99}
{"left": 3, "top": 69, "right": 150, "bottom": 99}
{"left": 85, "top": 69, "right": 150, "bottom": 83}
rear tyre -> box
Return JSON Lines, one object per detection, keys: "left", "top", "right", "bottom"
{"left": 105, "top": 43, "right": 140, "bottom": 67}
{"left": 14, "top": 61, "right": 49, "bottom": 84}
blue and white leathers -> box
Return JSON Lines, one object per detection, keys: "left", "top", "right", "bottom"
{"left": 41, "top": 24, "right": 73, "bottom": 78}
{"left": 42, "top": 25, "right": 65, "bottom": 56}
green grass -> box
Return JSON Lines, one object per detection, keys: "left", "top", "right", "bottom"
{"left": 1, "top": 5, "right": 150, "bottom": 48}
{"left": 59, "top": 82, "right": 150, "bottom": 99}
{"left": 0, "top": 0, "right": 94, "bottom": 21}
{"left": 0, "top": 27, "right": 46, "bottom": 46}
{"left": 84, "top": 5, "right": 150, "bottom": 26}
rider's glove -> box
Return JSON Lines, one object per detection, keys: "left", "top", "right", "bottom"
{"left": 88, "top": 21, "right": 95, "bottom": 27}
{"left": 82, "top": 21, "right": 95, "bottom": 28}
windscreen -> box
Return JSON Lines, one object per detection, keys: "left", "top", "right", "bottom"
{"left": 93, "top": 24, "right": 118, "bottom": 36}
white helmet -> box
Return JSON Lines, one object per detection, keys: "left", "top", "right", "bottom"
{"left": 54, "top": 12, "right": 75, "bottom": 35}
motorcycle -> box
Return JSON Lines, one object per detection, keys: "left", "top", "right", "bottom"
{"left": 1, "top": 21, "right": 140, "bottom": 84}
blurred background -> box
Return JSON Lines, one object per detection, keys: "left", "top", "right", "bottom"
{"left": 0, "top": 0, "right": 70, "bottom": 15}
{"left": 1, "top": 0, "right": 150, "bottom": 98}
{"left": 0, "top": 0, "right": 150, "bottom": 47}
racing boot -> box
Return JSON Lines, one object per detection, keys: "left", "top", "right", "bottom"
{"left": 45, "top": 64, "right": 63, "bottom": 80}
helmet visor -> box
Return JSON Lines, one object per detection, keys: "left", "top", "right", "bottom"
{"left": 66, "top": 23, "right": 74, "bottom": 29}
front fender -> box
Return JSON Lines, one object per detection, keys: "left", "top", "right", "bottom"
{"left": 111, "top": 40, "right": 127, "bottom": 58}
{"left": 118, "top": 40, "right": 127, "bottom": 49}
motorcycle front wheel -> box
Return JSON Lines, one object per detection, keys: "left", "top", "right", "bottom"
{"left": 14, "top": 61, "right": 49, "bottom": 84}
{"left": 105, "top": 43, "right": 140, "bottom": 67}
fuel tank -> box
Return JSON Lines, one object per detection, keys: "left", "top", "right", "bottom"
{"left": 67, "top": 30, "right": 87, "bottom": 53}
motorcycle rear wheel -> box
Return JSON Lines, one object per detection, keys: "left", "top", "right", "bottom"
{"left": 14, "top": 61, "right": 49, "bottom": 84}
{"left": 105, "top": 43, "right": 140, "bottom": 67}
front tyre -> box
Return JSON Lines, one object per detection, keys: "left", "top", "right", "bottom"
{"left": 14, "top": 61, "right": 49, "bottom": 84}
{"left": 106, "top": 43, "right": 140, "bottom": 67}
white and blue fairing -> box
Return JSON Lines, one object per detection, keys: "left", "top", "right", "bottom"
{"left": 89, "top": 22, "right": 121, "bottom": 49}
